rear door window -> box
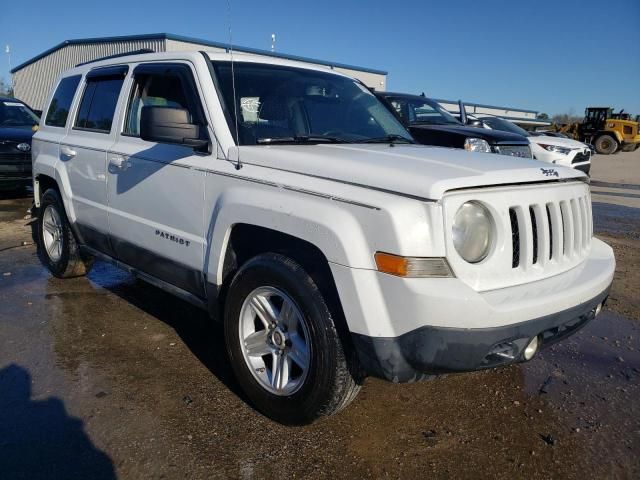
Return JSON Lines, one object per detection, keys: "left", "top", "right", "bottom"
{"left": 45, "top": 75, "right": 81, "bottom": 127}
{"left": 74, "top": 76, "right": 125, "bottom": 133}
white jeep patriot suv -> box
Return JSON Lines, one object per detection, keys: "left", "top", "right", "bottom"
{"left": 32, "top": 51, "right": 615, "bottom": 425}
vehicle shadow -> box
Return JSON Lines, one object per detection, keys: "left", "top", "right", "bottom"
{"left": 0, "top": 364, "right": 116, "bottom": 480}
{"left": 86, "top": 261, "right": 248, "bottom": 403}
{"left": 0, "top": 186, "right": 32, "bottom": 201}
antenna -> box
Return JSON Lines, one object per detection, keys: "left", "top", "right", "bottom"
{"left": 227, "top": 0, "right": 242, "bottom": 170}
{"left": 271, "top": 33, "right": 276, "bottom": 52}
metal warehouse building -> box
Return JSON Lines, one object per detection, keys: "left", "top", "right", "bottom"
{"left": 11, "top": 33, "right": 388, "bottom": 111}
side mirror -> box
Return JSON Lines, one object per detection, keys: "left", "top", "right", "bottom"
{"left": 466, "top": 118, "right": 483, "bottom": 127}
{"left": 140, "top": 106, "right": 209, "bottom": 149}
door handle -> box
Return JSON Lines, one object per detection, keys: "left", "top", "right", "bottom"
{"left": 109, "top": 155, "right": 131, "bottom": 171}
{"left": 60, "top": 145, "right": 77, "bottom": 159}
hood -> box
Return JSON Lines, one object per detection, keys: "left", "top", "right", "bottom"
{"left": 409, "top": 123, "right": 528, "bottom": 145}
{"left": 0, "top": 126, "right": 36, "bottom": 143}
{"left": 529, "top": 135, "right": 588, "bottom": 149}
{"left": 237, "top": 143, "right": 586, "bottom": 200}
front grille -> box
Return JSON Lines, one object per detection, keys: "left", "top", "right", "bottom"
{"left": 0, "top": 152, "right": 30, "bottom": 163}
{"left": 495, "top": 145, "right": 533, "bottom": 159}
{"left": 572, "top": 150, "right": 591, "bottom": 164}
{"left": 509, "top": 195, "right": 591, "bottom": 269}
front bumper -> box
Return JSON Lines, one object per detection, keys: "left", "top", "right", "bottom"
{"left": 332, "top": 238, "right": 615, "bottom": 383}
{"left": 352, "top": 286, "right": 609, "bottom": 382}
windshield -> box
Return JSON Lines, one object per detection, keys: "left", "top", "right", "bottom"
{"left": 0, "top": 100, "right": 39, "bottom": 128}
{"left": 480, "top": 116, "right": 530, "bottom": 136}
{"left": 384, "top": 96, "right": 461, "bottom": 126}
{"left": 212, "top": 62, "right": 412, "bottom": 145}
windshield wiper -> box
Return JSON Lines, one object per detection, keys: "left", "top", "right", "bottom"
{"left": 256, "top": 135, "right": 350, "bottom": 145}
{"left": 360, "top": 134, "right": 414, "bottom": 144}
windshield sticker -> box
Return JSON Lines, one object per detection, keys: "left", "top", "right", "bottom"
{"left": 241, "top": 97, "right": 261, "bottom": 113}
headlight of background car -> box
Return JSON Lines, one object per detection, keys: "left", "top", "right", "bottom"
{"left": 464, "top": 138, "right": 492, "bottom": 153}
{"left": 452, "top": 202, "right": 493, "bottom": 263}
{"left": 539, "top": 144, "right": 572, "bottom": 155}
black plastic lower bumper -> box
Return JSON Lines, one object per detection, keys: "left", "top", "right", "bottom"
{"left": 574, "top": 163, "right": 591, "bottom": 175}
{"left": 351, "top": 286, "right": 610, "bottom": 383}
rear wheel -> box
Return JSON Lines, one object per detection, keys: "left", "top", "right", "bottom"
{"left": 36, "top": 188, "right": 93, "bottom": 278}
{"left": 594, "top": 135, "right": 618, "bottom": 155}
{"left": 224, "top": 253, "right": 362, "bottom": 424}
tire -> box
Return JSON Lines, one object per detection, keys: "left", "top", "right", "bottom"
{"left": 36, "top": 188, "right": 93, "bottom": 278}
{"left": 594, "top": 135, "right": 618, "bottom": 155}
{"left": 224, "top": 252, "right": 362, "bottom": 424}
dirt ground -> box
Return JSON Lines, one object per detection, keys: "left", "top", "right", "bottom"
{"left": 1, "top": 151, "right": 639, "bottom": 479}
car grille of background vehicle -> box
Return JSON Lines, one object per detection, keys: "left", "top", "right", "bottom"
{"left": 572, "top": 150, "right": 591, "bottom": 164}
{"left": 494, "top": 145, "right": 532, "bottom": 158}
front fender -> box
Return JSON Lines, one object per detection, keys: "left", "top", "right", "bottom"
{"left": 204, "top": 186, "right": 377, "bottom": 285}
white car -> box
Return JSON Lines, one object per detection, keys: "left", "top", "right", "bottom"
{"left": 476, "top": 115, "right": 592, "bottom": 175}
{"left": 31, "top": 51, "right": 614, "bottom": 424}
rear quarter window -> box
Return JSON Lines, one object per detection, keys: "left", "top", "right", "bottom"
{"left": 45, "top": 75, "right": 81, "bottom": 127}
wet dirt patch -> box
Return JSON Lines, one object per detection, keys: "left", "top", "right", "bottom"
{"left": 593, "top": 203, "right": 640, "bottom": 239}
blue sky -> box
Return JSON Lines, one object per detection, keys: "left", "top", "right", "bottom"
{"left": 1, "top": 0, "right": 638, "bottom": 116}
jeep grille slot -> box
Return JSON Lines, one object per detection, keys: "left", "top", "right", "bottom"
{"left": 509, "top": 208, "right": 520, "bottom": 268}
{"left": 546, "top": 204, "right": 553, "bottom": 260}
{"left": 529, "top": 207, "right": 538, "bottom": 265}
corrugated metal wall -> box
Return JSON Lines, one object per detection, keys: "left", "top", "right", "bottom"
{"left": 165, "top": 39, "right": 227, "bottom": 53}
{"left": 13, "top": 39, "right": 165, "bottom": 110}
{"left": 333, "top": 67, "right": 386, "bottom": 91}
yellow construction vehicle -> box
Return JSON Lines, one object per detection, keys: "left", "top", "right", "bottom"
{"left": 556, "top": 107, "right": 640, "bottom": 154}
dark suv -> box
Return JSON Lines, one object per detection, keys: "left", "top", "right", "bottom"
{"left": 376, "top": 92, "right": 532, "bottom": 158}
{"left": 0, "top": 97, "right": 40, "bottom": 190}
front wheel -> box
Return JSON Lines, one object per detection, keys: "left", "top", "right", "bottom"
{"left": 224, "top": 253, "right": 362, "bottom": 424}
{"left": 36, "top": 188, "right": 93, "bottom": 278}
{"left": 594, "top": 135, "right": 618, "bottom": 155}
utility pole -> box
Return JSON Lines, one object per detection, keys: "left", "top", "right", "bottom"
{"left": 5, "top": 45, "right": 13, "bottom": 93}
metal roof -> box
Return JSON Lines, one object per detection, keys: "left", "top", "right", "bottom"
{"left": 432, "top": 98, "right": 539, "bottom": 115}
{"left": 376, "top": 91, "right": 540, "bottom": 116}
{"left": 10, "top": 33, "right": 388, "bottom": 76}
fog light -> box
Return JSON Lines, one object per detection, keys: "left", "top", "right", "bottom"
{"left": 523, "top": 336, "right": 539, "bottom": 361}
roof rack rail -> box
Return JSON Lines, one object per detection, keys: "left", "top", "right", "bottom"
{"left": 75, "top": 48, "right": 155, "bottom": 67}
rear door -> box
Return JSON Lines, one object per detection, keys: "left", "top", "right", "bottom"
{"left": 33, "top": 75, "right": 82, "bottom": 194}
{"left": 61, "top": 66, "right": 128, "bottom": 254}
{"left": 106, "top": 62, "right": 209, "bottom": 298}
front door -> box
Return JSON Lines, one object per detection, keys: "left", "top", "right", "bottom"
{"left": 106, "top": 63, "right": 210, "bottom": 297}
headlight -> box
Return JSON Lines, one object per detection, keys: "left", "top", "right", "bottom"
{"left": 539, "top": 144, "right": 572, "bottom": 155}
{"left": 464, "top": 138, "right": 492, "bottom": 153}
{"left": 452, "top": 202, "right": 493, "bottom": 263}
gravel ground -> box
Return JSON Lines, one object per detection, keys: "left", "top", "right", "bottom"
{"left": 0, "top": 151, "right": 639, "bottom": 479}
